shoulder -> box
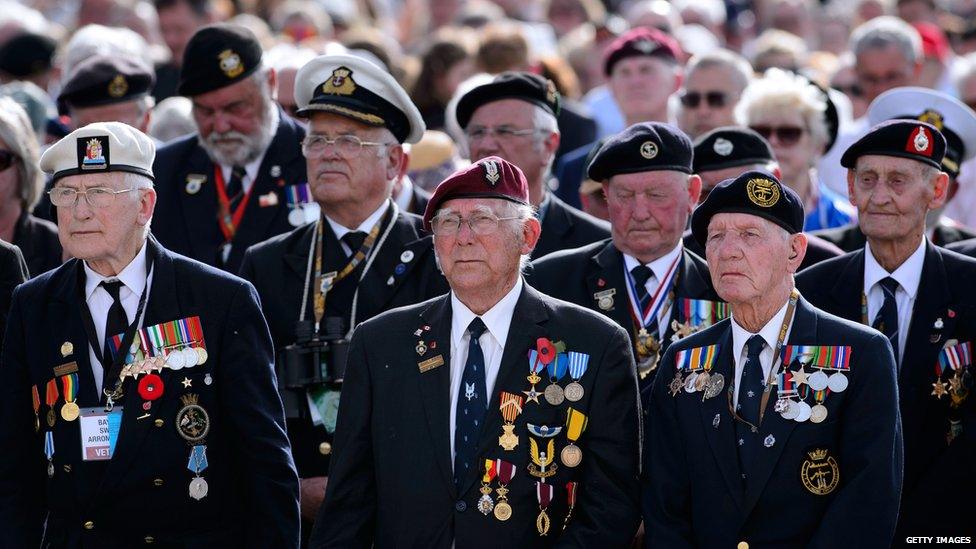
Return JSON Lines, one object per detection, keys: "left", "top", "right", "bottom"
{"left": 244, "top": 223, "right": 314, "bottom": 260}
{"left": 538, "top": 290, "right": 625, "bottom": 338}
{"left": 154, "top": 133, "right": 199, "bottom": 161}
{"left": 946, "top": 238, "right": 976, "bottom": 258}
{"left": 796, "top": 250, "right": 857, "bottom": 285}
{"left": 532, "top": 239, "right": 606, "bottom": 270}
{"left": 549, "top": 195, "right": 610, "bottom": 232}
{"left": 354, "top": 294, "right": 447, "bottom": 339}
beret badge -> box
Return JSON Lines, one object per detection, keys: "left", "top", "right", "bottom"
{"left": 713, "top": 138, "right": 734, "bottom": 156}
{"left": 107, "top": 75, "right": 128, "bottom": 98}
{"left": 483, "top": 159, "right": 501, "bottom": 186}
{"left": 640, "top": 141, "right": 658, "bottom": 160}
{"left": 746, "top": 177, "right": 780, "bottom": 208}
{"left": 218, "top": 49, "right": 244, "bottom": 78}
{"left": 908, "top": 125, "right": 933, "bottom": 156}
{"left": 917, "top": 109, "right": 944, "bottom": 130}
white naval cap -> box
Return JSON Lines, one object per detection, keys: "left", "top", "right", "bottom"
{"left": 293, "top": 53, "right": 425, "bottom": 144}
{"left": 867, "top": 86, "right": 976, "bottom": 176}
{"left": 40, "top": 121, "right": 155, "bottom": 183}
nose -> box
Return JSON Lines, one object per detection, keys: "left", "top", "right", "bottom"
{"left": 72, "top": 194, "right": 94, "bottom": 220}
{"left": 212, "top": 111, "right": 232, "bottom": 134}
{"left": 455, "top": 218, "right": 476, "bottom": 244}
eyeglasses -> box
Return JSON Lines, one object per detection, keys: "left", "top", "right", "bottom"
{"left": 0, "top": 150, "right": 18, "bottom": 171}
{"left": 465, "top": 125, "right": 540, "bottom": 142}
{"left": 431, "top": 212, "right": 521, "bottom": 236}
{"left": 678, "top": 91, "right": 729, "bottom": 108}
{"left": 301, "top": 134, "right": 392, "bottom": 157}
{"left": 750, "top": 125, "right": 805, "bottom": 147}
{"left": 832, "top": 83, "right": 863, "bottom": 98}
{"left": 48, "top": 186, "right": 140, "bottom": 208}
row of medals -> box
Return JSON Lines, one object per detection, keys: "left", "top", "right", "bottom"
{"left": 121, "top": 344, "right": 209, "bottom": 378}
{"left": 776, "top": 367, "right": 848, "bottom": 423}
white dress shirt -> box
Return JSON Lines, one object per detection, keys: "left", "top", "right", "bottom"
{"left": 448, "top": 277, "right": 523, "bottom": 466}
{"left": 83, "top": 240, "right": 153, "bottom": 395}
{"left": 622, "top": 242, "right": 682, "bottom": 340}
{"left": 730, "top": 297, "right": 795, "bottom": 409}
{"left": 863, "top": 238, "right": 925, "bottom": 365}
{"left": 325, "top": 199, "right": 390, "bottom": 256}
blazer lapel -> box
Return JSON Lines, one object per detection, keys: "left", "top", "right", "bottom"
{"left": 585, "top": 241, "right": 631, "bottom": 334}
{"left": 178, "top": 148, "right": 221, "bottom": 263}
{"left": 826, "top": 250, "right": 865, "bottom": 322}
{"left": 49, "top": 261, "right": 100, "bottom": 407}
{"left": 415, "top": 296, "right": 456, "bottom": 495}
{"left": 354, "top": 209, "right": 429, "bottom": 319}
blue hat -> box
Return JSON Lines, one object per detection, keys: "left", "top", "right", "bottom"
{"left": 587, "top": 122, "right": 692, "bottom": 182}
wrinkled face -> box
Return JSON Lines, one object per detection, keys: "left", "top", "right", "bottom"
{"left": 466, "top": 99, "right": 555, "bottom": 185}
{"left": 192, "top": 74, "right": 275, "bottom": 166}
{"left": 55, "top": 172, "right": 155, "bottom": 262}
{"left": 433, "top": 198, "right": 538, "bottom": 295}
{"left": 609, "top": 56, "right": 679, "bottom": 121}
{"left": 855, "top": 46, "right": 916, "bottom": 103}
{"left": 676, "top": 65, "right": 742, "bottom": 138}
{"left": 847, "top": 155, "right": 947, "bottom": 242}
{"left": 605, "top": 170, "right": 700, "bottom": 261}
{"left": 748, "top": 109, "right": 819, "bottom": 184}
{"left": 705, "top": 213, "right": 804, "bottom": 306}
{"left": 71, "top": 101, "right": 148, "bottom": 132}
{"left": 305, "top": 112, "right": 400, "bottom": 208}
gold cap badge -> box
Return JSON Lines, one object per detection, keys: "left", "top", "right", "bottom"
{"left": 746, "top": 177, "right": 780, "bottom": 207}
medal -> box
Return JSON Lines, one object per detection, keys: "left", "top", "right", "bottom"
{"left": 60, "top": 341, "right": 73, "bottom": 357}
{"left": 781, "top": 400, "right": 799, "bottom": 420}
{"left": 44, "top": 432, "right": 54, "bottom": 478}
{"left": 683, "top": 372, "right": 699, "bottom": 393}
{"left": 498, "top": 392, "right": 524, "bottom": 451}
{"left": 593, "top": 289, "right": 616, "bottom": 311}
{"left": 528, "top": 437, "right": 557, "bottom": 479}
{"left": 493, "top": 459, "right": 516, "bottom": 521}
{"left": 562, "top": 482, "right": 578, "bottom": 531}
{"left": 189, "top": 477, "right": 209, "bottom": 500}
{"left": 560, "top": 444, "right": 582, "bottom": 468}
{"left": 627, "top": 254, "right": 680, "bottom": 379}
{"left": 827, "top": 372, "right": 848, "bottom": 393}
{"left": 524, "top": 350, "right": 545, "bottom": 404}
{"left": 807, "top": 369, "right": 829, "bottom": 391}
{"left": 544, "top": 353, "right": 568, "bottom": 405}
{"left": 31, "top": 385, "right": 40, "bottom": 432}
{"left": 176, "top": 394, "right": 210, "bottom": 443}
{"left": 668, "top": 372, "right": 684, "bottom": 396}
{"left": 196, "top": 347, "right": 208, "bottom": 365}
{"left": 536, "top": 482, "right": 553, "bottom": 535}
{"left": 478, "top": 459, "right": 497, "bottom": 515}
{"left": 187, "top": 444, "right": 209, "bottom": 500}
{"left": 636, "top": 328, "right": 661, "bottom": 379}
{"left": 561, "top": 408, "right": 587, "bottom": 467}
{"left": 45, "top": 379, "right": 59, "bottom": 427}
{"left": 694, "top": 370, "right": 711, "bottom": 392}
{"left": 285, "top": 183, "right": 312, "bottom": 227}
{"left": 288, "top": 208, "right": 305, "bottom": 227}
{"left": 810, "top": 404, "right": 828, "bottom": 423}
{"left": 185, "top": 174, "right": 205, "bottom": 194}
{"left": 703, "top": 373, "right": 725, "bottom": 400}
{"left": 564, "top": 351, "right": 589, "bottom": 402}
{"left": 793, "top": 400, "right": 812, "bottom": 422}
{"left": 167, "top": 349, "right": 186, "bottom": 370}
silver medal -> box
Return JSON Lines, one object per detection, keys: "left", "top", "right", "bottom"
{"left": 544, "top": 383, "right": 565, "bottom": 405}
{"left": 684, "top": 372, "right": 700, "bottom": 393}
{"left": 793, "top": 401, "right": 812, "bottom": 422}
{"left": 781, "top": 400, "right": 800, "bottom": 420}
{"left": 807, "top": 370, "right": 829, "bottom": 391}
{"left": 182, "top": 347, "right": 199, "bottom": 368}
{"left": 827, "top": 372, "right": 848, "bottom": 393}
{"left": 167, "top": 349, "right": 186, "bottom": 370}
{"left": 703, "top": 373, "right": 725, "bottom": 399}
{"left": 189, "top": 476, "right": 209, "bottom": 500}
{"left": 288, "top": 208, "right": 305, "bottom": 227}
{"left": 304, "top": 204, "right": 320, "bottom": 224}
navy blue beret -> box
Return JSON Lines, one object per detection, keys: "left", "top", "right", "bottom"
{"left": 691, "top": 170, "right": 804, "bottom": 247}
{"left": 587, "top": 122, "right": 692, "bottom": 181}
{"left": 840, "top": 119, "right": 946, "bottom": 171}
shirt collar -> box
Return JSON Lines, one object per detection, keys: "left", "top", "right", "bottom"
{"left": 325, "top": 199, "right": 390, "bottom": 241}
{"left": 451, "top": 277, "right": 524, "bottom": 350}
{"left": 863, "top": 238, "right": 926, "bottom": 299}
{"left": 84, "top": 239, "right": 149, "bottom": 301}
{"left": 622, "top": 242, "right": 683, "bottom": 282}
{"left": 730, "top": 296, "right": 792, "bottom": 362}
{"left": 394, "top": 176, "right": 414, "bottom": 211}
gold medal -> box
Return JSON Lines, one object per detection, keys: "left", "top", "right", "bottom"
{"left": 536, "top": 509, "right": 551, "bottom": 535}
{"left": 60, "top": 402, "right": 80, "bottom": 422}
{"left": 560, "top": 443, "right": 582, "bottom": 467}
{"left": 498, "top": 424, "right": 519, "bottom": 451}
{"left": 494, "top": 500, "right": 512, "bottom": 521}
{"left": 694, "top": 371, "right": 711, "bottom": 392}
{"left": 195, "top": 347, "right": 208, "bottom": 365}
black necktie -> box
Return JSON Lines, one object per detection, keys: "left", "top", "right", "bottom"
{"left": 100, "top": 280, "right": 129, "bottom": 377}
{"left": 631, "top": 264, "right": 660, "bottom": 336}
{"left": 454, "top": 318, "right": 488, "bottom": 489}
{"left": 226, "top": 166, "right": 246, "bottom": 210}
{"left": 341, "top": 231, "right": 367, "bottom": 257}
{"left": 736, "top": 334, "right": 766, "bottom": 487}
{"left": 873, "top": 277, "right": 900, "bottom": 364}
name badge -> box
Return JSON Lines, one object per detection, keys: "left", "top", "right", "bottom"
{"left": 79, "top": 407, "right": 123, "bottom": 461}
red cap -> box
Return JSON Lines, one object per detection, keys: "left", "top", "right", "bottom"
{"left": 913, "top": 22, "right": 950, "bottom": 64}
{"left": 603, "top": 27, "right": 682, "bottom": 76}
{"left": 423, "top": 156, "right": 530, "bottom": 231}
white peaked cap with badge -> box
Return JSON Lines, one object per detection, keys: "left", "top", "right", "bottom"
{"left": 40, "top": 121, "right": 156, "bottom": 183}
{"left": 293, "top": 53, "right": 426, "bottom": 144}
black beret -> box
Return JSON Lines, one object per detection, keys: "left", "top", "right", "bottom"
{"left": 587, "top": 122, "right": 692, "bottom": 181}
{"left": 455, "top": 72, "right": 560, "bottom": 129}
{"left": 0, "top": 33, "right": 56, "bottom": 78}
{"left": 693, "top": 126, "right": 774, "bottom": 174}
{"left": 840, "top": 119, "right": 946, "bottom": 171}
{"left": 59, "top": 56, "right": 155, "bottom": 109}
{"left": 178, "top": 23, "right": 263, "bottom": 96}
{"left": 691, "top": 170, "right": 804, "bottom": 247}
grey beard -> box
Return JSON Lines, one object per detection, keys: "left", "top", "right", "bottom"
{"left": 197, "top": 101, "right": 277, "bottom": 166}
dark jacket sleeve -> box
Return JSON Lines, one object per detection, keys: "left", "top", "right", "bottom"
{"left": 0, "top": 243, "right": 28, "bottom": 345}
{"left": 219, "top": 280, "right": 301, "bottom": 548}
{"left": 310, "top": 324, "right": 377, "bottom": 547}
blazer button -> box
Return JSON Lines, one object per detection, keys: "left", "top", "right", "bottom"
{"left": 737, "top": 542, "right": 749, "bottom": 549}
{"left": 83, "top": 521, "right": 95, "bottom": 530}
{"left": 144, "top": 536, "right": 155, "bottom": 544}
{"left": 154, "top": 419, "right": 164, "bottom": 428}
{"left": 319, "top": 442, "right": 332, "bottom": 455}
{"left": 455, "top": 500, "right": 467, "bottom": 512}
{"left": 153, "top": 478, "right": 164, "bottom": 487}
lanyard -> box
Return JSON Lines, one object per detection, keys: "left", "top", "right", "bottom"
{"left": 727, "top": 288, "right": 799, "bottom": 431}
{"left": 624, "top": 252, "right": 681, "bottom": 330}
{"left": 214, "top": 165, "right": 253, "bottom": 242}
{"left": 77, "top": 245, "right": 155, "bottom": 410}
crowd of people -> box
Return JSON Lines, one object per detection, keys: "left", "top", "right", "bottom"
{"left": 0, "top": 0, "right": 975, "bottom": 546}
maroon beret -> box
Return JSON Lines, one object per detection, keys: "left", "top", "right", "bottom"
{"left": 423, "top": 156, "right": 530, "bottom": 231}
{"left": 603, "top": 27, "right": 681, "bottom": 76}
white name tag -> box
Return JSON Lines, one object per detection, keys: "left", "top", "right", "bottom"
{"left": 79, "top": 407, "right": 123, "bottom": 461}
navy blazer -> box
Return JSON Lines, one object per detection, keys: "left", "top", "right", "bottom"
{"left": 644, "top": 296, "right": 903, "bottom": 548}
{"left": 0, "top": 238, "right": 299, "bottom": 548}
{"left": 533, "top": 193, "right": 610, "bottom": 260}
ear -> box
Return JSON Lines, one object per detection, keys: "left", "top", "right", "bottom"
{"left": 140, "top": 186, "right": 158, "bottom": 227}
{"left": 385, "top": 144, "right": 406, "bottom": 182}
{"left": 687, "top": 174, "right": 702, "bottom": 210}
{"left": 929, "top": 170, "right": 950, "bottom": 209}
{"left": 267, "top": 68, "right": 278, "bottom": 101}
{"left": 772, "top": 165, "right": 782, "bottom": 180}
{"left": 787, "top": 232, "right": 807, "bottom": 274}
{"left": 846, "top": 169, "right": 857, "bottom": 207}
{"left": 521, "top": 217, "right": 542, "bottom": 255}
{"left": 543, "top": 130, "right": 560, "bottom": 157}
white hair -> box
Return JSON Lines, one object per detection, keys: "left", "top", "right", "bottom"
{"left": 432, "top": 199, "right": 538, "bottom": 273}
{"left": 686, "top": 49, "right": 754, "bottom": 93}
{"left": 148, "top": 96, "right": 196, "bottom": 143}
{"left": 59, "top": 25, "right": 153, "bottom": 80}
{"left": 196, "top": 65, "right": 279, "bottom": 166}
{"left": 736, "top": 68, "right": 828, "bottom": 146}
{"left": 849, "top": 15, "right": 922, "bottom": 64}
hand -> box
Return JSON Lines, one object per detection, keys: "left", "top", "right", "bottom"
{"left": 300, "top": 476, "right": 329, "bottom": 522}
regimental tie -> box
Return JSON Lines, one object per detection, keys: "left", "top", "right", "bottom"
{"left": 341, "top": 231, "right": 368, "bottom": 258}
{"left": 454, "top": 318, "right": 488, "bottom": 488}
{"left": 873, "top": 277, "right": 900, "bottom": 366}
{"left": 101, "top": 280, "right": 129, "bottom": 384}
{"left": 631, "top": 264, "right": 660, "bottom": 340}
{"left": 735, "top": 335, "right": 766, "bottom": 487}
{"left": 225, "top": 165, "right": 246, "bottom": 211}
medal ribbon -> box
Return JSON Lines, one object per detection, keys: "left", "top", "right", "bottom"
{"left": 285, "top": 183, "right": 311, "bottom": 208}
{"left": 566, "top": 482, "right": 577, "bottom": 507}
{"left": 783, "top": 345, "right": 852, "bottom": 371}
{"left": 681, "top": 298, "right": 730, "bottom": 327}
{"left": 566, "top": 352, "right": 589, "bottom": 381}
{"left": 60, "top": 373, "right": 78, "bottom": 405}
{"left": 527, "top": 350, "right": 546, "bottom": 376}
{"left": 813, "top": 388, "right": 829, "bottom": 404}
{"left": 624, "top": 252, "right": 681, "bottom": 329}
{"left": 675, "top": 345, "right": 720, "bottom": 372}
{"left": 45, "top": 378, "right": 59, "bottom": 409}
{"left": 44, "top": 431, "right": 54, "bottom": 461}
{"left": 187, "top": 316, "right": 206, "bottom": 348}
{"left": 214, "top": 166, "right": 254, "bottom": 242}
{"left": 31, "top": 385, "right": 40, "bottom": 416}
{"left": 186, "top": 444, "right": 209, "bottom": 474}
{"left": 546, "top": 354, "right": 568, "bottom": 382}
{"left": 938, "top": 341, "right": 973, "bottom": 375}
{"left": 565, "top": 408, "right": 588, "bottom": 443}
{"left": 482, "top": 459, "right": 497, "bottom": 484}
{"left": 777, "top": 371, "right": 796, "bottom": 395}
{"left": 499, "top": 392, "right": 525, "bottom": 423}
{"left": 536, "top": 481, "right": 553, "bottom": 508}
{"left": 495, "top": 459, "right": 516, "bottom": 484}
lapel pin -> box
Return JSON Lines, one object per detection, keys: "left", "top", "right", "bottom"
{"left": 414, "top": 329, "right": 423, "bottom": 337}
{"left": 764, "top": 434, "right": 776, "bottom": 447}
{"left": 258, "top": 191, "right": 279, "bottom": 207}
{"left": 930, "top": 334, "right": 942, "bottom": 343}
{"left": 430, "top": 341, "right": 437, "bottom": 349}
{"left": 387, "top": 276, "right": 395, "bottom": 286}
{"left": 270, "top": 165, "right": 282, "bottom": 178}
{"left": 400, "top": 250, "right": 414, "bottom": 263}
{"left": 948, "top": 309, "right": 956, "bottom": 318}
{"left": 712, "top": 414, "right": 720, "bottom": 428}
{"left": 597, "top": 278, "right": 606, "bottom": 288}
{"left": 60, "top": 341, "right": 73, "bottom": 357}
{"left": 416, "top": 341, "right": 427, "bottom": 355}
{"left": 185, "top": 174, "right": 206, "bottom": 195}
{"left": 395, "top": 264, "right": 406, "bottom": 275}
{"left": 934, "top": 317, "right": 944, "bottom": 329}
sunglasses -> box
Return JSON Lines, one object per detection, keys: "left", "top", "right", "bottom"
{"left": 0, "top": 150, "right": 16, "bottom": 171}
{"left": 750, "top": 125, "right": 805, "bottom": 147}
{"left": 833, "top": 83, "right": 863, "bottom": 98}
{"left": 679, "top": 91, "right": 729, "bottom": 108}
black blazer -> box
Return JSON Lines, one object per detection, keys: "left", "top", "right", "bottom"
{"left": 528, "top": 239, "right": 723, "bottom": 392}
{"left": 644, "top": 297, "right": 903, "bottom": 547}
{"left": 945, "top": 237, "right": 976, "bottom": 258}
{"left": 239, "top": 206, "right": 449, "bottom": 477}
{"left": 311, "top": 284, "right": 641, "bottom": 548}
{"left": 0, "top": 239, "right": 27, "bottom": 344}
{"left": 814, "top": 222, "right": 976, "bottom": 253}
{"left": 682, "top": 229, "right": 843, "bottom": 272}
{"left": 0, "top": 238, "right": 300, "bottom": 548}
{"left": 533, "top": 193, "right": 610, "bottom": 260}
{"left": 796, "top": 243, "right": 976, "bottom": 539}
{"left": 14, "top": 211, "right": 62, "bottom": 277}
{"left": 151, "top": 111, "right": 307, "bottom": 273}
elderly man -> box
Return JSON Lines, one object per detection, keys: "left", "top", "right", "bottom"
{"left": 59, "top": 55, "right": 156, "bottom": 133}
{"left": 797, "top": 120, "right": 976, "bottom": 540}
{"left": 311, "top": 156, "right": 641, "bottom": 547}
{"left": 455, "top": 72, "right": 609, "bottom": 259}
{"left": 153, "top": 23, "right": 307, "bottom": 273}
{"left": 675, "top": 49, "right": 753, "bottom": 139}
{"left": 645, "top": 170, "right": 902, "bottom": 547}
{"left": 556, "top": 28, "right": 684, "bottom": 209}
{"left": 531, "top": 123, "right": 723, "bottom": 390}
{"left": 686, "top": 126, "right": 843, "bottom": 271}
{"left": 0, "top": 122, "right": 299, "bottom": 546}
{"left": 238, "top": 54, "right": 448, "bottom": 531}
